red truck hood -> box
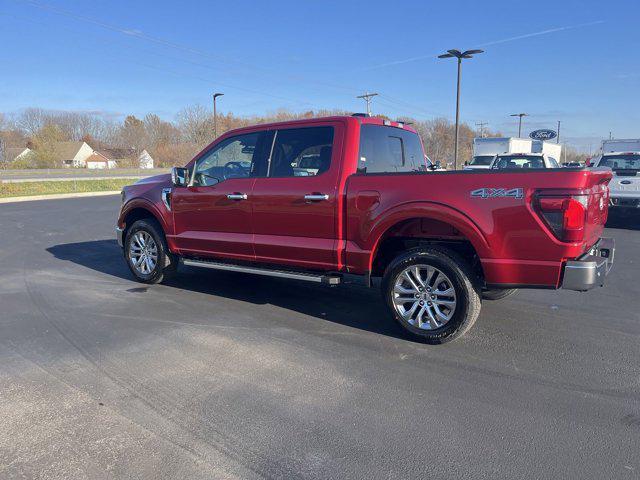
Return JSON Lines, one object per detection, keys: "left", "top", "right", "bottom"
{"left": 134, "top": 173, "right": 171, "bottom": 185}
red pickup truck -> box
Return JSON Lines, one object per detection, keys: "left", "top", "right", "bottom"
{"left": 116, "top": 115, "right": 615, "bottom": 343}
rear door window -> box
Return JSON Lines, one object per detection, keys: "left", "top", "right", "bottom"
{"left": 358, "top": 124, "right": 425, "bottom": 173}
{"left": 268, "top": 127, "right": 334, "bottom": 177}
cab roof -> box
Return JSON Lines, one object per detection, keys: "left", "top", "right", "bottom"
{"left": 218, "top": 115, "right": 417, "bottom": 137}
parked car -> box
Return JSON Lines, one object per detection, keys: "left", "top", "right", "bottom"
{"left": 490, "top": 152, "right": 561, "bottom": 169}
{"left": 589, "top": 149, "right": 640, "bottom": 210}
{"left": 116, "top": 115, "right": 614, "bottom": 343}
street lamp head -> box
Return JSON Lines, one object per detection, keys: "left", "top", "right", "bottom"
{"left": 510, "top": 113, "right": 528, "bottom": 117}
{"left": 213, "top": 92, "right": 224, "bottom": 99}
{"left": 439, "top": 49, "right": 483, "bottom": 60}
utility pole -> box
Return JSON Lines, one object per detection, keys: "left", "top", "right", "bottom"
{"left": 510, "top": 113, "right": 528, "bottom": 137}
{"left": 356, "top": 92, "right": 378, "bottom": 116}
{"left": 609, "top": 131, "right": 613, "bottom": 140}
{"left": 475, "top": 121, "right": 488, "bottom": 138}
{"left": 557, "top": 120, "right": 561, "bottom": 144}
{"left": 213, "top": 92, "right": 224, "bottom": 138}
{"left": 438, "top": 49, "right": 484, "bottom": 170}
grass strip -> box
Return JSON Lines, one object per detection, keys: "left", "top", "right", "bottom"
{"left": 0, "top": 178, "right": 134, "bottom": 198}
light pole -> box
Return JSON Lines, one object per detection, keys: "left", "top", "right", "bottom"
{"left": 438, "top": 49, "right": 484, "bottom": 170}
{"left": 510, "top": 113, "right": 528, "bottom": 137}
{"left": 213, "top": 92, "right": 224, "bottom": 138}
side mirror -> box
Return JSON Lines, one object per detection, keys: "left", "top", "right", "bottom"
{"left": 434, "top": 160, "right": 442, "bottom": 170}
{"left": 171, "top": 167, "right": 189, "bottom": 187}
{"left": 464, "top": 161, "right": 469, "bottom": 166}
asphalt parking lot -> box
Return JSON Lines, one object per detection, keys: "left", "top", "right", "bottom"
{"left": 1, "top": 195, "right": 639, "bottom": 479}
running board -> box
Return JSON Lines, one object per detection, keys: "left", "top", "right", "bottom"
{"left": 182, "top": 259, "right": 342, "bottom": 285}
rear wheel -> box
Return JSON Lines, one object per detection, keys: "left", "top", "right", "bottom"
{"left": 124, "top": 219, "right": 177, "bottom": 284}
{"left": 382, "top": 247, "right": 481, "bottom": 344}
{"left": 482, "top": 288, "right": 517, "bottom": 301}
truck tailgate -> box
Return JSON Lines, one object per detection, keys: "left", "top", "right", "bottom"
{"left": 582, "top": 168, "right": 612, "bottom": 249}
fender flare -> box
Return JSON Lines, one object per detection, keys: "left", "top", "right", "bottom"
{"left": 366, "top": 201, "right": 491, "bottom": 272}
{"left": 119, "top": 198, "right": 172, "bottom": 236}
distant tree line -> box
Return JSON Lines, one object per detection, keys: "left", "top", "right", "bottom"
{"left": 0, "top": 107, "right": 587, "bottom": 169}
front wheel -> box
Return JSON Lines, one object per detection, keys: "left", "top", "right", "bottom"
{"left": 381, "top": 247, "right": 481, "bottom": 344}
{"left": 124, "top": 219, "right": 177, "bottom": 284}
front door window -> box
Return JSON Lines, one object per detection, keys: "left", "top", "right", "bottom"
{"left": 191, "top": 132, "right": 261, "bottom": 186}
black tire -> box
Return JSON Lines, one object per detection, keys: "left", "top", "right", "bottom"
{"left": 381, "top": 246, "right": 481, "bottom": 344}
{"left": 124, "top": 218, "right": 178, "bottom": 284}
{"left": 482, "top": 288, "right": 517, "bottom": 301}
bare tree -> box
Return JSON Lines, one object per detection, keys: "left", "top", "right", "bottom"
{"left": 144, "top": 114, "right": 180, "bottom": 148}
{"left": 176, "top": 105, "right": 213, "bottom": 146}
{"left": 118, "top": 115, "right": 148, "bottom": 150}
{"left": 16, "top": 108, "right": 50, "bottom": 137}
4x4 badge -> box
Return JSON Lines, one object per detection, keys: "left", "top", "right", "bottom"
{"left": 471, "top": 188, "right": 524, "bottom": 199}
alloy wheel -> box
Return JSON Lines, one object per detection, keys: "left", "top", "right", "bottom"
{"left": 129, "top": 231, "right": 158, "bottom": 275}
{"left": 392, "top": 264, "right": 457, "bottom": 330}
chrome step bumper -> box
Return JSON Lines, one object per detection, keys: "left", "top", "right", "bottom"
{"left": 562, "top": 237, "right": 615, "bottom": 292}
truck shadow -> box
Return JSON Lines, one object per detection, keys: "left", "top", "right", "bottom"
{"left": 606, "top": 210, "right": 640, "bottom": 230}
{"left": 47, "top": 239, "right": 410, "bottom": 341}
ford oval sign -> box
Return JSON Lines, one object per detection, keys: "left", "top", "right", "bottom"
{"left": 529, "top": 129, "right": 557, "bottom": 140}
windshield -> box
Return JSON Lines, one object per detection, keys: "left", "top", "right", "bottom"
{"left": 470, "top": 155, "right": 494, "bottom": 166}
{"left": 492, "top": 155, "right": 545, "bottom": 169}
{"left": 599, "top": 154, "right": 640, "bottom": 171}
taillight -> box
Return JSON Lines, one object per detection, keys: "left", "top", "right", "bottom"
{"left": 533, "top": 194, "right": 587, "bottom": 242}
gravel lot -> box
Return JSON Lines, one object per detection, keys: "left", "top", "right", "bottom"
{"left": 1, "top": 195, "right": 638, "bottom": 479}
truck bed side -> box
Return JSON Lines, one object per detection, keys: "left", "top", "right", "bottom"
{"left": 345, "top": 168, "right": 610, "bottom": 288}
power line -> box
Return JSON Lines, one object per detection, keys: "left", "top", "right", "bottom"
{"left": 14, "top": 0, "right": 364, "bottom": 98}
{"left": 13, "top": 0, "right": 473, "bottom": 121}
{"left": 377, "top": 94, "right": 449, "bottom": 119}
{"left": 475, "top": 121, "right": 488, "bottom": 137}
{"left": 3, "top": 10, "right": 321, "bottom": 109}
{"left": 356, "top": 92, "right": 378, "bottom": 116}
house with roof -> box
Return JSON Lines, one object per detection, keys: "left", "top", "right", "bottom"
{"left": 56, "top": 141, "right": 95, "bottom": 167}
{"left": 2, "top": 147, "right": 33, "bottom": 163}
{"left": 97, "top": 147, "right": 155, "bottom": 169}
{"left": 85, "top": 152, "right": 117, "bottom": 169}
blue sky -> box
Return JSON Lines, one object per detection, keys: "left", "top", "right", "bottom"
{"left": 1, "top": 0, "right": 638, "bottom": 152}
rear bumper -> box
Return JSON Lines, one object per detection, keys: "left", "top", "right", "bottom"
{"left": 561, "top": 237, "right": 615, "bottom": 291}
{"left": 116, "top": 226, "right": 125, "bottom": 248}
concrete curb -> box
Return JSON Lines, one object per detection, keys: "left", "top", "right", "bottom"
{"left": 0, "top": 191, "right": 121, "bottom": 204}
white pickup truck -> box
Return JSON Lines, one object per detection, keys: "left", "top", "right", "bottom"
{"left": 590, "top": 139, "right": 640, "bottom": 210}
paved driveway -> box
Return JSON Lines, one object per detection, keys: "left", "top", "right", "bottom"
{"left": 1, "top": 196, "right": 638, "bottom": 479}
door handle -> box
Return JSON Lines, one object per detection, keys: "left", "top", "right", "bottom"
{"left": 227, "top": 193, "right": 248, "bottom": 200}
{"left": 304, "top": 194, "right": 329, "bottom": 201}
